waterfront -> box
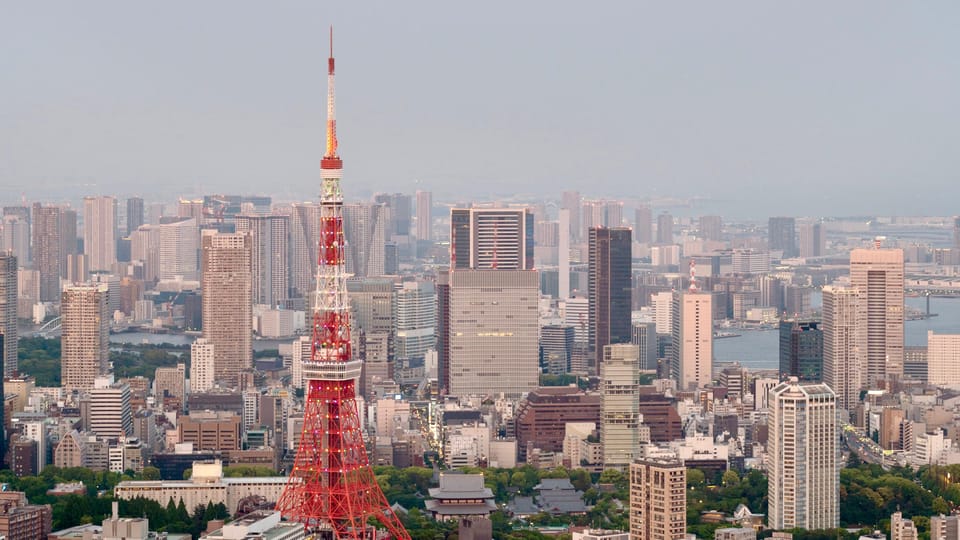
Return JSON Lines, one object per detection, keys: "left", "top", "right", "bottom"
{"left": 714, "top": 295, "right": 960, "bottom": 371}
{"left": 107, "top": 296, "right": 960, "bottom": 371}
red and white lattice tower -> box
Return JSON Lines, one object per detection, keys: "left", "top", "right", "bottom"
{"left": 275, "top": 29, "right": 410, "bottom": 540}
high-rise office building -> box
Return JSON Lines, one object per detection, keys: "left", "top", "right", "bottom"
{"left": 158, "top": 217, "right": 199, "bottom": 281}
{"left": 768, "top": 217, "right": 797, "bottom": 258}
{"left": 0, "top": 254, "right": 16, "bottom": 376}
{"left": 129, "top": 225, "right": 161, "bottom": 282}
{"left": 767, "top": 378, "right": 838, "bottom": 530}
{"left": 799, "top": 222, "right": 826, "bottom": 258}
{"left": 632, "top": 322, "right": 658, "bottom": 372}
{"left": 670, "top": 290, "right": 713, "bottom": 391}
{"left": 601, "top": 344, "right": 640, "bottom": 470}
{"left": 87, "top": 381, "right": 133, "bottom": 439}
{"left": 779, "top": 320, "right": 823, "bottom": 382}
{"left": 656, "top": 213, "right": 673, "bottom": 244}
{"left": 415, "top": 190, "right": 433, "bottom": 241}
{"left": 927, "top": 331, "right": 960, "bottom": 387}
{"left": 450, "top": 207, "right": 534, "bottom": 270}
{"left": 559, "top": 208, "right": 571, "bottom": 299}
{"left": 289, "top": 202, "right": 321, "bottom": 299}
{"left": 61, "top": 284, "right": 109, "bottom": 391}
{"left": 651, "top": 291, "right": 673, "bottom": 335}
{"left": 395, "top": 280, "right": 436, "bottom": 361}
{"left": 190, "top": 338, "right": 215, "bottom": 393}
{"left": 201, "top": 231, "right": 252, "bottom": 388}
{"left": 83, "top": 196, "right": 118, "bottom": 272}
{"left": 126, "top": 197, "right": 144, "bottom": 236}
{"left": 698, "top": 215, "right": 722, "bottom": 242}
{"left": 374, "top": 192, "right": 412, "bottom": 238}
{"left": 347, "top": 277, "right": 396, "bottom": 397}
{"left": 580, "top": 200, "right": 603, "bottom": 241}
{"left": 541, "top": 325, "right": 575, "bottom": 375}
{"left": 954, "top": 217, "right": 960, "bottom": 250}
{"left": 822, "top": 286, "right": 861, "bottom": 411}
{"left": 441, "top": 269, "right": 539, "bottom": 397}
{"left": 235, "top": 214, "right": 289, "bottom": 307}
{"left": 343, "top": 203, "right": 387, "bottom": 277}
{"left": 1, "top": 215, "right": 30, "bottom": 267}
{"left": 561, "top": 191, "right": 581, "bottom": 243}
{"left": 61, "top": 209, "right": 78, "bottom": 275}
{"left": 32, "top": 204, "right": 62, "bottom": 302}
{"left": 850, "top": 248, "right": 904, "bottom": 386}
{"left": 634, "top": 205, "right": 652, "bottom": 244}
{"left": 588, "top": 227, "right": 632, "bottom": 371}
{"left": 155, "top": 363, "right": 186, "bottom": 405}
{"left": 629, "top": 458, "right": 687, "bottom": 540}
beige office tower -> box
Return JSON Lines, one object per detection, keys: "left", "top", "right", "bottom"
{"left": 235, "top": 214, "right": 289, "bottom": 307}
{"left": 670, "top": 291, "right": 713, "bottom": 391}
{"left": 822, "top": 285, "right": 861, "bottom": 412}
{"left": 445, "top": 269, "right": 539, "bottom": 397}
{"left": 629, "top": 458, "right": 686, "bottom": 540}
{"left": 190, "top": 338, "right": 215, "bottom": 393}
{"left": 767, "top": 378, "right": 838, "bottom": 531}
{"left": 155, "top": 363, "right": 186, "bottom": 403}
{"left": 61, "top": 284, "right": 110, "bottom": 391}
{"left": 601, "top": 344, "right": 641, "bottom": 470}
{"left": 850, "top": 248, "right": 904, "bottom": 386}
{"left": 83, "top": 196, "right": 118, "bottom": 272}
{"left": 927, "top": 331, "right": 960, "bottom": 387}
{"left": 201, "top": 231, "right": 252, "bottom": 388}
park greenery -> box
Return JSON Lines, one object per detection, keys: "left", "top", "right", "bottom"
{"left": 0, "top": 466, "right": 227, "bottom": 535}
{"left": 18, "top": 336, "right": 189, "bottom": 386}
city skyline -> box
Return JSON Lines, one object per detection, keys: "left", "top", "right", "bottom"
{"left": 4, "top": 3, "right": 960, "bottom": 217}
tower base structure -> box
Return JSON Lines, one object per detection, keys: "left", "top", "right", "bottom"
{"left": 277, "top": 378, "right": 410, "bottom": 539}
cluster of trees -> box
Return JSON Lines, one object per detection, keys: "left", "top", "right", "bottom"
{"left": 0, "top": 466, "right": 227, "bottom": 532}
{"left": 111, "top": 343, "right": 189, "bottom": 379}
{"left": 686, "top": 468, "right": 768, "bottom": 539}
{"left": 17, "top": 336, "right": 61, "bottom": 386}
{"left": 18, "top": 337, "right": 190, "bottom": 385}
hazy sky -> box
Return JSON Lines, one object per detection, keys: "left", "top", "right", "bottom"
{"left": 2, "top": 2, "right": 958, "bottom": 217}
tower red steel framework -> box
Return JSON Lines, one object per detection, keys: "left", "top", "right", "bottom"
{"left": 275, "top": 29, "right": 411, "bottom": 540}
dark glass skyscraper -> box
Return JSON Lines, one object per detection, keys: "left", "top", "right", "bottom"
{"left": 589, "top": 227, "right": 632, "bottom": 371}
{"left": 779, "top": 319, "right": 823, "bottom": 382}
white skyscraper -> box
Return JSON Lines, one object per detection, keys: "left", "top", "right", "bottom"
{"left": 130, "top": 224, "right": 161, "bottom": 282}
{"left": 190, "top": 338, "right": 215, "bottom": 393}
{"left": 563, "top": 296, "right": 590, "bottom": 344}
{"left": 652, "top": 291, "right": 673, "bottom": 335}
{"left": 822, "top": 285, "right": 862, "bottom": 412}
{"left": 767, "top": 378, "right": 838, "bottom": 531}
{"left": 235, "top": 214, "right": 290, "bottom": 307}
{"left": 83, "top": 196, "right": 118, "bottom": 272}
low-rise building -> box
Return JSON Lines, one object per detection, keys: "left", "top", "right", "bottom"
{"left": 114, "top": 460, "right": 291, "bottom": 517}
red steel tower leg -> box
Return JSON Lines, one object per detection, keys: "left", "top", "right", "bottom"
{"left": 276, "top": 28, "right": 410, "bottom": 540}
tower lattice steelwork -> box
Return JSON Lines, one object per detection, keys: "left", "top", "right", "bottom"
{"left": 275, "top": 29, "right": 410, "bottom": 540}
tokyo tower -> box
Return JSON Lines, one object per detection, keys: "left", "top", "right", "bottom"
{"left": 275, "top": 29, "right": 410, "bottom": 540}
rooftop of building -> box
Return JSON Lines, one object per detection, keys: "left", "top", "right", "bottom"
{"left": 427, "top": 473, "right": 494, "bottom": 500}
